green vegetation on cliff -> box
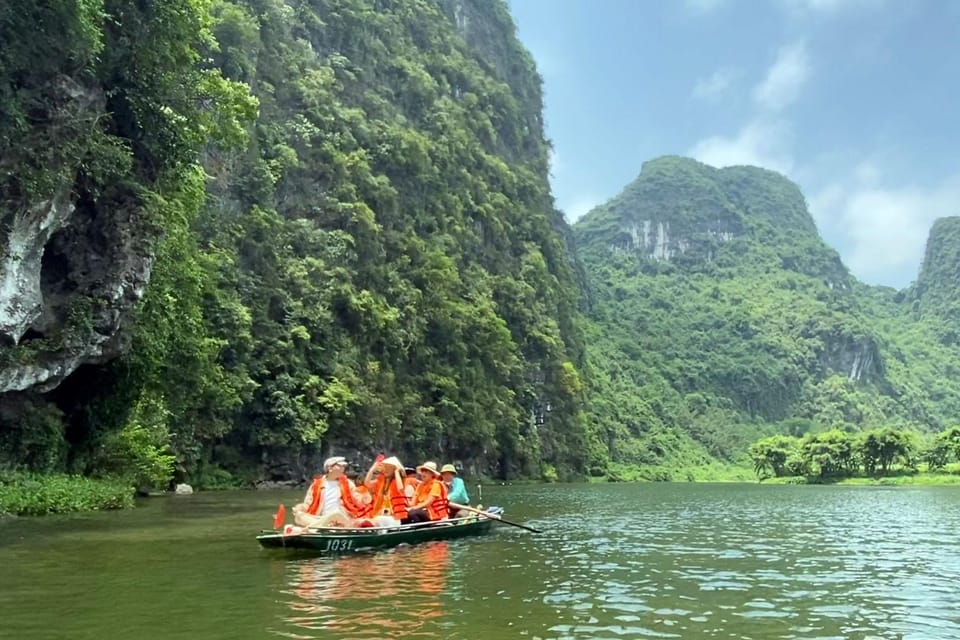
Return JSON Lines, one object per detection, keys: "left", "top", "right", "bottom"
{"left": 576, "top": 157, "right": 960, "bottom": 477}
{"left": 1, "top": 0, "right": 588, "bottom": 494}
{"left": 2, "top": 4, "right": 958, "bottom": 505}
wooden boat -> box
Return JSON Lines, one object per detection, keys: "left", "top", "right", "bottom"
{"left": 256, "top": 507, "right": 503, "bottom": 554}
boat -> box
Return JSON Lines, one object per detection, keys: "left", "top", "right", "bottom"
{"left": 256, "top": 507, "right": 504, "bottom": 554}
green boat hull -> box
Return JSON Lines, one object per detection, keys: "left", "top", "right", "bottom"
{"left": 257, "top": 517, "right": 496, "bottom": 554}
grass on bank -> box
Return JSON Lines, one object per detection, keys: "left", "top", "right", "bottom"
{"left": 589, "top": 461, "right": 960, "bottom": 485}
{"left": 0, "top": 472, "right": 135, "bottom": 516}
{"left": 760, "top": 462, "right": 960, "bottom": 486}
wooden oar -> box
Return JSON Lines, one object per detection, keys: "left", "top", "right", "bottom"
{"left": 450, "top": 502, "right": 542, "bottom": 533}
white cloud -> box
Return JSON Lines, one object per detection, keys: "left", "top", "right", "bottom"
{"left": 562, "top": 195, "right": 605, "bottom": 222}
{"left": 692, "top": 68, "right": 739, "bottom": 101}
{"left": 853, "top": 160, "right": 881, "bottom": 184}
{"left": 809, "top": 173, "right": 960, "bottom": 286}
{"left": 689, "top": 119, "right": 795, "bottom": 175}
{"left": 752, "top": 41, "right": 810, "bottom": 111}
{"left": 685, "top": 0, "right": 726, "bottom": 15}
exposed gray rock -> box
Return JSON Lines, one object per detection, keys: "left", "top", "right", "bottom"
{"left": 0, "top": 186, "right": 75, "bottom": 343}
{"left": 174, "top": 483, "right": 194, "bottom": 495}
{"left": 821, "top": 337, "right": 882, "bottom": 383}
{"left": 0, "top": 76, "right": 156, "bottom": 394}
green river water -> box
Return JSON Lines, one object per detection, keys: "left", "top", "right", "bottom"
{"left": 2, "top": 483, "right": 959, "bottom": 639}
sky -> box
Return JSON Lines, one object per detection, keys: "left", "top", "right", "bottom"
{"left": 507, "top": 0, "right": 960, "bottom": 288}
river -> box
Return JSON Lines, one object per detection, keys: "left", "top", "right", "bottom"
{"left": 2, "top": 483, "right": 959, "bottom": 639}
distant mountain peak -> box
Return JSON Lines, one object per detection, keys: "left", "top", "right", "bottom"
{"left": 573, "top": 155, "right": 844, "bottom": 282}
{"left": 914, "top": 216, "right": 960, "bottom": 316}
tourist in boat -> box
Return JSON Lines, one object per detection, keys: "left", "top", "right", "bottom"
{"left": 407, "top": 461, "right": 449, "bottom": 523}
{"left": 353, "top": 474, "right": 373, "bottom": 510}
{"left": 292, "top": 456, "right": 367, "bottom": 527}
{"left": 441, "top": 464, "right": 469, "bottom": 516}
{"left": 403, "top": 466, "right": 420, "bottom": 505}
{"left": 364, "top": 455, "right": 409, "bottom": 524}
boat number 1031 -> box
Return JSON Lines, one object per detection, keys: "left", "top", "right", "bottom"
{"left": 324, "top": 538, "right": 353, "bottom": 552}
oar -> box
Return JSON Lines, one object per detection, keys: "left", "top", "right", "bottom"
{"left": 450, "top": 502, "right": 542, "bottom": 534}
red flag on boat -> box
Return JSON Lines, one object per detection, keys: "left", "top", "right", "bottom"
{"left": 273, "top": 504, "right": 286, "bottom": 529}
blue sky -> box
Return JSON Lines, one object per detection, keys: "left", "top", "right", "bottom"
{"left": 507, "top": 0, "right": 960, "bottom": 288}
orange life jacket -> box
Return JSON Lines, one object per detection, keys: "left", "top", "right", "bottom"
{"left": 369, "top": 473, "right": 408, "bottom": 520}
{"left": 414, "top": 478, "right": 449, "bottom": 521}
{"left": 403, "top": 476, "right": 420, "bottom": 504}
{"left": 306, "top": 475, "right": 366, "bottom": 517}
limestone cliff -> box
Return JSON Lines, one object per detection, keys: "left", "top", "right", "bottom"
{"left": 574, "top": 156, "right": 896, "bottom": 468}
{"left": 0, "top": 41, "right": 156, "bottom": 394}
{"left": 912, "top": 216, "right": 960, "bottom": 319}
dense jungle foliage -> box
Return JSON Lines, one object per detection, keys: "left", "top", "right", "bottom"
{"left": 1, "top": 3, "right": 958, "bottom": 504}
{"left": 0, "top": 0, "right": 587, "bottom": 492}
{"left": 748, "top": 426, "right": 960, "bottom": 481}
{"left": 575, "top": 157, "right": 960, "bottom": 479}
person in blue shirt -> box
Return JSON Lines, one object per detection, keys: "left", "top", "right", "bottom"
{"left": 441, "top": 464, "right": 470, "bottom": 516}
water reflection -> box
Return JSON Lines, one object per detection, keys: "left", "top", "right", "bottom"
{"left": 275, "top": 542, "right": 450, "bottom": 638}
{"left": 519, "top": 484, "right": 960, "bottom": 640}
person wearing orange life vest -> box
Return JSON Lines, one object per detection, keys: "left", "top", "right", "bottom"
{"left": 403, "top": 466, "right": 420, "bottom": 505}
{"left": 292, "top": 456, "right": 367, "bottom": 527}
{"left": 364, "top": 455, "right": 409, "bottom": 524}
{"left": 407, "top": 461, "right": 449, "bottom": 523}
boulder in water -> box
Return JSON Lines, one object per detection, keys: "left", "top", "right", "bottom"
{"left": 174, "top": 483, "right": 194, "bottom": 495}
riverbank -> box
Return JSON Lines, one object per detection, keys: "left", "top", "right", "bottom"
{"left": 0, "top": 473, "right": 134, "bottom": 516}
{"left": 761, "top": 464, "right": 960, "bottom": 486}
{"left": 7, "top": 463, "right": 959, "bottom": 518}
{"left": 596, "top": 462, "right": 960, "bottom": 486}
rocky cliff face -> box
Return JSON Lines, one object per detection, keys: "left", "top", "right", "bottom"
{"left": 577, "top": 157, "right": 745, "bottom": 263}
{"left": 0, "top": 78, "right": 154, "bottom": 394}
{"left": 574, "top": 156, "right": 896, "bottom": 467}
{"left": 913, "top": 216, "right": 960, "bottom": 318}
{"left": 576, "top": 157, "right": 850, "bottom": 289}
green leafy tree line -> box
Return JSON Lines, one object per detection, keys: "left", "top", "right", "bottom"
{"left": 749, "top": 426, "right": 960, "bottom": 480}
{"left": 1, "top": 0, "right": 590, "bottom": 489}
{"left": 573, "top": 157, "right": 960, "bottom": 477}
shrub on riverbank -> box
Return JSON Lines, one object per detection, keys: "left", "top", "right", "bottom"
{"left": 749, "top": 426, "right": 960, "bottom": 481}
{"left": 0, "top": 473, "right": 134, "bottom": 516}
{"left": 765, "top": 472, "right": 960, "bottom": 486}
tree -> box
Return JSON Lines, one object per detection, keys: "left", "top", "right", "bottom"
{"left": 801, "top": 429, "right": 856, "bottom": 479}
{"left": 749, "top": 435, "right": 800, "bottom": 479}
{"left": 925, "top": 426, "right": 960, "bottom": 471}
{"left": 859, "top": 428, "right": 916, "bottom": 476}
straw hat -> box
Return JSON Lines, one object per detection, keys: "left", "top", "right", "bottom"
{"left": 381, "top": 456, "right": 403, "bottom": 470}
{"left": 417, "top": 461, "right": 440, "bottom": 476}
{"left": 323, "top": 456, "right": 347, "bottom": 471}
{"left": 440, "top": 464, "right": 457, "bottom": 475}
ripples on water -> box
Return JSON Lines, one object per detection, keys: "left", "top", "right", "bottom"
{"left": 266, "top": 485, "right": 960, "bottom": 640}
{"left": 270, "top": 484, "right": 960, "bottom": 640}
{"left": 10, "top": 484, "right": 952, "bottom": 639}
{"left": 56, "top": 485, "right": 948, "bottom": 640}
{"left": 521, "top": 485, "right": 960, "bottom": 640}
{"left": 275, "top": 543, "right": 451, "bottom": 639}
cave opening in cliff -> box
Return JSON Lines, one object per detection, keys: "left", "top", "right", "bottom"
{"left": 47, "top": 362, "right": 123, "bottom": 451}
{"left": 40, "top": 230, "right": 77, "bottom": 301}
{"left": 20, "top": 327, "right": 45, "bottom": 342}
